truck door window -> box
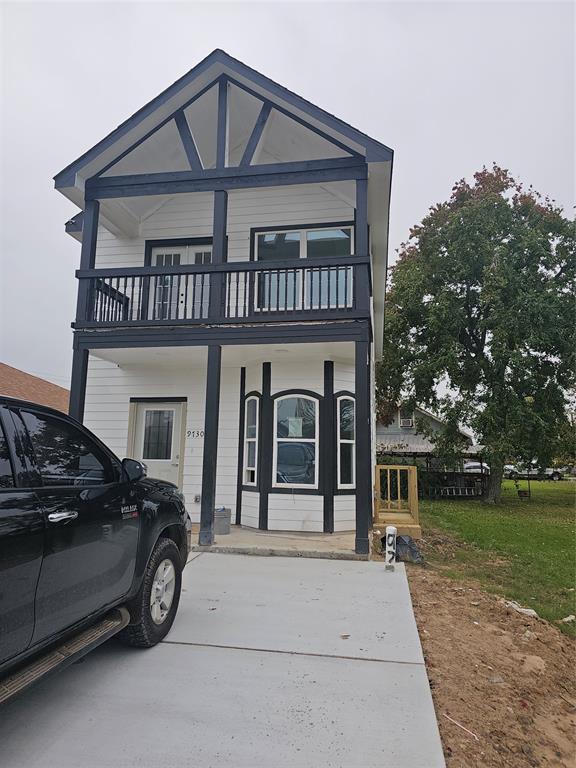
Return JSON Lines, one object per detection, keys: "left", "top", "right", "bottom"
{"left": 20, "top": 411, "right": 114, "bottom": 487}
{"left": 0, "top": 421, "right": 14, "bottom": 488}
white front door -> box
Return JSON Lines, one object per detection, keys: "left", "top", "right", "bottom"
{"left": 133, "top": 402, "right": 184, "bottom": 485}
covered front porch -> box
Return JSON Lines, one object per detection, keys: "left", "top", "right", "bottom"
{"left": 80, "top": 338, "right": 373, "bottom": 554}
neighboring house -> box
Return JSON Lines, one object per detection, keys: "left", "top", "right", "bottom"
{"left": 377, "top": 406, "right": 478, "bottom": 463}
{"left": 55, "top": 49, "right": 393, "bottom": 554}
{"left": 0, "top": 363, "right": 69, "bottom": 413}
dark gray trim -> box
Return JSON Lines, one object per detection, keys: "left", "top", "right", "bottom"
{"left": 354, "top": 179, "right": 370, "bottom": 314}
{"left": 68, "top": 348, "right": 89, "bottom": 423}
{"left": 235, "top": 367, "right": 246, "bottom": 526}
{"left": 239, "top": 101, "right": 272, "bottom": 167}
{"left": 78, "top": 253, "right": 366, "bottom": 277}
{"left": 322, "top": 361, "right": 335, "bottom": 532}
{"left": 129, "top": 396, "right": 187, "bottom": 403}
{"left": 84, "top": 158, "right": 367, "bottom": 200}
{"left": 199, "top": 344, "right": 222, "bottom": 546}
{"left": 354, "top": 340, "right": 371, "bottom": 555}
{"left": 174, "top": 111, "right": 203, "bottom": 171}
{"left": 74, "top": 200, "right": 99, "bottom": 324}
{"left": 209, "top": 190, "right": 227, "bottom": 319}
{"left": 258, "top": 362, "right": 271, "bottom": 530}
{"left": 72, "top": 320, "right": 371, "bottom": 351}
{"left": 54, "top": 49, "right": 392, "bottom": 188}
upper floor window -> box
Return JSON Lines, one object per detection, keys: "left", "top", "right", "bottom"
{"left": 255, "top": 225, "right": 354, "bottom": 312}
{"left": 255, "top": 226, "right": 353, "bottom": 262}
{"left": 337, "top": 397, "right": 355, "bottom": 489}
{"left": 244, "top": 396, "right": 259, "bottom": 486}
{"left": 273, "top": 395, "right": 318, "bottom": 488}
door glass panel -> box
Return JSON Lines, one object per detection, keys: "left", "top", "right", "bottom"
{"left": 20, "top": 411, "right": 113, "bottom": 487}
{"left": 306, "top": 228, "right": 352, "bottom": 309}
{"left": 0, "top": 423, "right": 14, "bottom": 488}
{"left": 142, "top": 410, "right": 174, "bottom": 460}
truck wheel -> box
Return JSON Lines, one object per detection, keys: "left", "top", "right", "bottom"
{"left": 551, "top": 472, "right": 561, "bottom": 481}
{"left": 117, "top": 537, "right": 183, "bottom": 648}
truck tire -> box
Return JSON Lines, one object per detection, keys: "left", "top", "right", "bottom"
{"left": 117, "top": 537, "right": 183, "bottom": 648}
{"left": 551, "top": 472, "right": 561, "bottom": 481}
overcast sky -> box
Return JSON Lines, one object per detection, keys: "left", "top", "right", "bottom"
{"left": 0, "top": 0, "right": 573, "bottom": 388}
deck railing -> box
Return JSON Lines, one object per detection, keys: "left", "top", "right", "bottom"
{"left": 75, "top": 256, "right": 371, "bottom": 327}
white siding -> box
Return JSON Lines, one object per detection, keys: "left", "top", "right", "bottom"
{"left": 240, "top": 491, "right": 259, "bottom": 529}
{"left": 83, "top": 355, "right": 240, "bottom": 523}
{"left": 267, "top": 494, "right": 323, "bottom": 532}
{"left": 334, "top": 495, "right": 355, "bottom": 532}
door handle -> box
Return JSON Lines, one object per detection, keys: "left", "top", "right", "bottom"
{"left": 47, "top": 511, "right": 79, "bottom": 524}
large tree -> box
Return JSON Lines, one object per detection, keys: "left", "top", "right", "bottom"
{"left": 377, "top": 166, "right": 575, "bottom": 502}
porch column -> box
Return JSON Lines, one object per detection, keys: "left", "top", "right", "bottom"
{"left": 199, "top": 344, "right": 222, "bottom": 546}
{"left": 208, "top": 190, "right": 228, "bottom": 320}
{"left": 69, "top": 199, "right": 99, "bottom": 422}
{"left": 354, "top": 178, "right": 370, "bottom": 314}
{"left": 69, "top": 347, "right": 89, "bottom": 422}
{"left": 355, "top": 340, "right": 372, "bottom": 555}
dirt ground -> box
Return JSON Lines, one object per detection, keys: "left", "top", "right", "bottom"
{"left": 404, "top": 540, "right": 576, "bottom": 768}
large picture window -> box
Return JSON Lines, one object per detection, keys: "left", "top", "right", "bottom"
{"left": 337, "top": 396, "right": 355, "bottom": 489}
{"left": 273, "top": 395, "right": 318, "bottom": 488}
{"left": 244, "top": 396, "right": 259, "bottom": 486}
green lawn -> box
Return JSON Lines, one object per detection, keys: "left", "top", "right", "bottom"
{"left": 419, "top": 480, "right": 576, "bottom": 636}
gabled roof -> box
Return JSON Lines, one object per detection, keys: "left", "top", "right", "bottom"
{"left": 54, "top": 49, "right": 392, "bottom": 191}
{"left": 0, "top": 363, "right": 69, "bottom": 413}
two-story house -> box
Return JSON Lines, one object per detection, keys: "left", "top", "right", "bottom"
{"left": 55, "top": 50, "right": 393, "bottom": 555}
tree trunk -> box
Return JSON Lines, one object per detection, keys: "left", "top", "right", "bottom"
{"left": 485, "top": 457, "right": 504, "bottom": 504}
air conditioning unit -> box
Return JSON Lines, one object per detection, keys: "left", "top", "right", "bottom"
{"left": 400, "top": 418, "right": 413, "bottom": 428}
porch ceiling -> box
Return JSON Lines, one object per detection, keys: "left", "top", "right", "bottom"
{"left": 90, "top": 341, "right": 355, "bottom": 369}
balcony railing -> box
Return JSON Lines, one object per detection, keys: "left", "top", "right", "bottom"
{"left": 75, "top": 256, "right": 371, "bottom": 328}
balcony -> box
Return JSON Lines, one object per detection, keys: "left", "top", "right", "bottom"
{"left": 75, "top": 256, "right": 371, "bottom": 329}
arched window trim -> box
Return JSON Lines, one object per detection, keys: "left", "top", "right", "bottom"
{"left": 272, "top": 392, "right": 320, "bottom": 490}
{"left": 336, "top": 394, "right": 356, "bottom": 490}
{"left": 243, "top": 394, "right": 260, "bottom": 487}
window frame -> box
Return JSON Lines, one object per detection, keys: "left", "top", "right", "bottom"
{"left": 272, "top": 393, "right": 320, "bottom": 490}
{"left": 18, "top": 408, "right": 120, "bottom": 489}
{"left": 336, "top": 395, "right": 356, "bottom": 490}
{"left": 243, "top": 395, "right": 259, "bottom": 487}
{"left": 253, "top": 223, "right": 355, "bottom": 262}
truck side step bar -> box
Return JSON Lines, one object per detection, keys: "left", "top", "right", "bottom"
{"left": 0, "top": 607, "right": 130, "bottom": 705}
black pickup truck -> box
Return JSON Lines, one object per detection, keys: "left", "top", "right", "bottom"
{"left": 0, "top": 397, "right": 189, "bottom": 703}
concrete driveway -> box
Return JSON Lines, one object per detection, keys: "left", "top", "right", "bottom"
{"left": 0, "top": 553, "right": 445, "bottom": 768}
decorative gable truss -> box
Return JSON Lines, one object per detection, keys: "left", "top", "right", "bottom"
{"left": 94, "top": 76, "right": 363, "bottom": 183}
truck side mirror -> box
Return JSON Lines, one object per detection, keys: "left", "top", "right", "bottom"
{"left": 122, "top": 458, "right": 146, "bottom": 483}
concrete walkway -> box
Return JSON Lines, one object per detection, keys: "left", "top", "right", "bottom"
{"left": 0, "top": 554, "right": 445, "bottom": 768}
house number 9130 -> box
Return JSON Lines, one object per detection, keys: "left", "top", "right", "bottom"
{"left": 187, "top": 430, "right": 204, "bottom": 438}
